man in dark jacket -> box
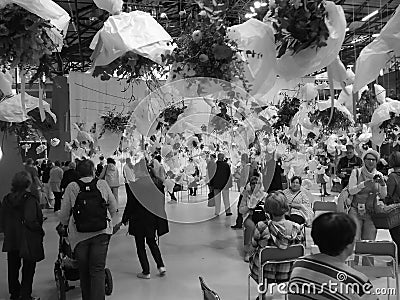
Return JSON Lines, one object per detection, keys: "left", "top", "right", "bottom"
{"left": 336, "top": 144, "right": 363, "bottom": 188}
{"left": 210, "top": 153, "right": 232, "bottom": 216}
{"left": 60, "top": 162, "right": 79, "bottom": 192}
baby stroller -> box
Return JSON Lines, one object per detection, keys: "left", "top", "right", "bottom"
{"left": 54, "top": 224, "right": 113, "bottom": 300}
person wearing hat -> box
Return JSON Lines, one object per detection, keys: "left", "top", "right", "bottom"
{"left": 348, "top": 148, "right": 387, "bottom": 265}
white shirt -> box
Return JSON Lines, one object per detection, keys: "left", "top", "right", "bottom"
{"left": 123, "top": 164, "right": 135, "bottom": 183}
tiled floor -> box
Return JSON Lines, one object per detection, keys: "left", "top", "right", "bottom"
{"left": 0, "top": 185, "right": 398, "bottom": 300}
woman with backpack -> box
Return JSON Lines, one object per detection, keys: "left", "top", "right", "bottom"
{"left": 0, "top": 171, "right": 44, "bottom": 300}
{"left": 348, "top": 149, "right": 387, "bottom": 264}
{"left": 385, "top": 151, "right": 400, "bottom": 260}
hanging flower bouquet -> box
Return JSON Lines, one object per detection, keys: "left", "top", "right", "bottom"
{"left": 379, "top": 112, "right": 400, "bottom": 143}
{"left": 0, "top": 4, "right": 58, "bottom": 82}
{"left": 308, "top": 107, "right": 353, "bottom": 131}
{"left": 100, "top": 110, "right": 130, "bottom": 137}
{"left": 92, "top": 51, "right": 169, "bottom": 84}
{"left": 162, "top": 1, "right": 248, "bottom": 87}
{"left": 0, "top": 108, "right": 55, "bottom": 140}
{"left": 156, "top": 104, "right": 187, "bottom": 130}
{"left": 356, "top": 89, "right": 379, "bottom": 125}
{"left": 266, "top": 0, "right": 330, "bottom": 58}
{"left": 272, "top": 95, "right": 301, "bottom": 129}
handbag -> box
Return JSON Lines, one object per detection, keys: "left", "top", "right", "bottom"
{"left": 371, "top": 203, "right": 400, "bottom": 229}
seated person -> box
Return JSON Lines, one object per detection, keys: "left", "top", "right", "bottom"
{"left": 239, "top": 175, "right": 266, "bottom": 262}
{"left": 283, "top": 176, "right": 313, "bottom": 226}
{"left": 249, "top": 191, "right": 304, "bottom": 295}
{"left": 288, "top": 212, "right": 377, "bottom": 300}
{"left": 188, "top": 166, "right": 200, "bottom": 196}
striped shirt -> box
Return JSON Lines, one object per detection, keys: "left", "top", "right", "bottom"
{"left": 288, "top": 254, "right": 376, "bottom": 300}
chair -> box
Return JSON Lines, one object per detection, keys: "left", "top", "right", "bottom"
{"left": 248, "top": 244, "right": 305, "bottom": 300}
{"left": 199, "top": 277, "right": 221, "bottom": 300}
{"left": 312, "top": 201, "right": 337, "bottom": 217}
{"left": 352, "top": 240, "right": 399, "bottom": 300}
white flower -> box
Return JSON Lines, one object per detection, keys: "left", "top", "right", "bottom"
{"left": 192, "top": 30, "right": 203, "bottom": 43}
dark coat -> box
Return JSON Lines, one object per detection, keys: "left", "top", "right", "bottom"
{"left": 1, "top": 192, "right": 44, "bottom": 253}
{"left": 210, "top": 160, "right": 232, "bottom": 190}
{"left": 60, "top": 169, "right": 80, "bottom": 190}
{"left": 121, "top": 176, "right": 169, "bottom": 237}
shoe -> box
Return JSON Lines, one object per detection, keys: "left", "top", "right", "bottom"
{"left": 226, "top": 212, "right": 233, "bottom": 216}
{"left": 158, "top": 267, "right": 166, "bottom": 276}
{"left": 137, "top": 273, "right": 150, "bottom": 279}
{"left": 231, "top": 224, "right": 242, "bottom": 229}
{"left": 244, "top": 253, "right": 250, "bottom": 262}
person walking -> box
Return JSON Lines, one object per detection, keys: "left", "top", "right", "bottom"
{"left": 58, "top": 159, "right": 118, "bottom": 300}
{"left": 99, "top": 158, "right": 120, "bottom": 209}
{"left": 206, "top": 154, "right": 217, "bottom": 200}
{"left": 231, "top": 153, "right": 251, "bottom": 229}
{"left": 210, "top": 153, "right": 232, "bottom": 216}
{"left": 123, "top": 157, "right": 136, "bottom": 207}
{"left": 24, "top": 158, "right": 42, "bottom": 202}
{"left": 121, "top": 159, "right": 168, "bottom": 279}
{"left": 95, "top": 156, "right": 105, "bottom": 178}
{"left": 60, "top": 162, "right": 79, "bottom": 192}
{"left": 49, "top": 161, "right": 64, "bottom": 212}
{"left": 337, "top": 144, "right": 363, "bottom": 189}
{"left": 0, "top": 171, "right": 45, "bottom": 300}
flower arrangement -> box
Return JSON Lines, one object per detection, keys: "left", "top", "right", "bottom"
{"left": 100, "top": 110, "right": 130, "bottom": 136}
{"left": 161, "top": 1, "right": 249, "bottom": 89}
{"left": 0, "top": 4, "right": 58, "bottom": 82}
{"left": 308, "top": 107, "right": 353, "bottom": 131}
{"left": 0, "top": 108, "right": 55, "bottom": 140}
{"left": 272, "top": 95, "right": 301, "bottom": 129}
{"left": 267, "top": 0, "right": 330, "bottom": 58}
{"left": 92, "top": 51, "right": 169, "bottom": 86}
{"left": 356, "top": 89, "right": 379, "bottom": 124}
{"left": 379, "top": 112, "right": 400, "bottom": 143}
{"left": 156, "top": 104, "right": 187, "bottom": 130}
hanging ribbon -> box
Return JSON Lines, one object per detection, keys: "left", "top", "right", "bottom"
{"left": 20, "top": 68, "right": 26, "bottom": 118}
{"left": 327, "top": 65, "right": 335, "bottom": 127}
{"left": 38, "top": 79, "right": 46, "bottom": 122}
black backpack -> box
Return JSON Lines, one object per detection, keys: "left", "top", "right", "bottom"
{"left": 72, "top": 179, "right": 109, "bottom": 233}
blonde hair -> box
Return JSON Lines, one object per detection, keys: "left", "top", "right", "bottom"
{"left": 264, "top": 191, "right": 289, "bottom": 217}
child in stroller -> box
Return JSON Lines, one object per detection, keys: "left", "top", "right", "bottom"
{"left": 54, "top": 223, "right": 113, "bottom": 300}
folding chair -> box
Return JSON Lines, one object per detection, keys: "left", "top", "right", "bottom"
{"left": 248, "top": 244, "right": 305, "bottom": 300}
{"left": 199, "top": 277, "right": 221, "bottom": 300}
{"left": 352, "top": 240, "right": 399, "bottom": 300}
{"left": 312, "top": 201, "right": 337, "bottom": 217}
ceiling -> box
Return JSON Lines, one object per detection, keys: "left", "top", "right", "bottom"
{"left": 53, "top": 0, "right": 400, "bottom": 74}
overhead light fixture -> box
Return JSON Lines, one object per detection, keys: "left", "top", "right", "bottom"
{"left": 372, "top": 33, "right": 380, "bottom": 37}
{"left": 245, "top": 13, "right": 252, "bottom": 19}
{"left": 254, "top": 1, "right": 261, "bottom": 9}
{"left": 250, "top": 6, "right": 255, "bottom": 13}
{"left": 362, "top": 10, "right": 378, "bottom": 22}
{"left": 347, "top": 64, "right": 354, "bottom": 69}
{"left": 345, "top": 27, "right": 350, "bottom": 32}
{"left": 261, "top": 2, "right": 268, "bottom": 6}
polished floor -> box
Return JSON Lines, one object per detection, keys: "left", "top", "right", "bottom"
{"left": 0, "top": 185, "right": 398, "bottom": 300}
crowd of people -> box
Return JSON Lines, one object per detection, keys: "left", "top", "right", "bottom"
{"left": 2, "top": 145, "right": 400, "bottom": 300}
